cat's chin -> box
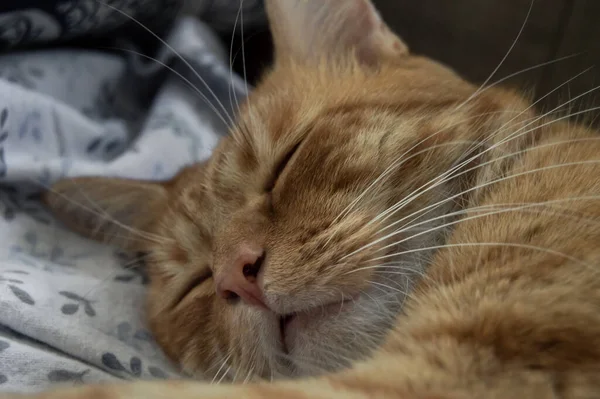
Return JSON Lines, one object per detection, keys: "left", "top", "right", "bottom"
{"left": 278, "top": 298, "right": 357, "bottom": 355}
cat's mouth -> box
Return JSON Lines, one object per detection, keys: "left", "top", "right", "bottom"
{"left": 279, "top": 314, "right": 296, "bottom": 354}
{"left": 277, "top": 298, "right": 356, "bottom": 354}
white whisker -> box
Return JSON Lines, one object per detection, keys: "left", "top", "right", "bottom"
{"left": 41, "top": 179, "right": 171, "bottom": 245}
{"left": 105, "top": 47, "right": 234, "bottom": 129}
{"left": 454, "top": 0, "right": 535, "bottom": 111}
{"left": 242, "top": 366, "right": 255, "bottom": 384}
{"left": 369, "top": 242, "right": 591, "bottom": 269}
{"left": 229, "top": 1, "right": 244, "bottom": 116}
{"left": 362, "top": 67, "right": 594, "bottom": 232}
{"left": 368, "top": 102, "right": 600, "bottom": 234}
{"left": 211, "top": 353, "right": 232, "bottom": 384}
{"left": 93, "top": 0, "right": 236, "bottom": 128}
{"left": 369, "top": 281, "right": 409, "bottom": 297}
{"left": 343, "top": 138, "right": 600, "bottom": 260}
{"left": 336, "top": 59, "right": 587, "bottom": 227}
{"left": 332, "top": 111, "right": 521, "bottom": 226}
{"left": 217, "top": 366, "right": 232, "bottom": 384}
{"left": 375, "top": 197, "right": 600, "bottom": 258}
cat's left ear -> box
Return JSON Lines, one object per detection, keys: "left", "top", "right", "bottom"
{"left": 43, "top": 177, "right": 169, "bottom": 252}
{"left": 265, "top": 0, "right": 408, "bottom": 66}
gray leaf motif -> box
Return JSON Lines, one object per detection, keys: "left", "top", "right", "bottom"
{"left": 101, "top": 353, "right": 127, "bottom": 373}
{"left": 148, "top": 367, "right": 168, "bottom": 379}
{"left": 18, "top": 111, "right": 42, "bottom": 141}
{"left": 101, "top": 353, "right": 167, "bottom": 379}
{"left": 0, "top": 278, "right": 23, "bottom": 284}
{"left": 114, "top": 275, "right": 135, "bottom": 282}
{"left": 85, "top": 137, "right": 124, "bottom": 158}
{"left": 0, "top": 108, "right": 7, "bottom": 128}
{"left": 115, "top": 323, "right": 153, "bottom": 351}
{"left": 61, "top": 303, "right": 78, "bottom": 315}
{"left": 59, "top": 291, "right": 84, "bottom": 301}
{"left": 0, "top": 148, "right": 6, "bottom": 178}
{"left": 83, "top": 302, "right": 96, "bottom": 317}
{"left": 117, "top": 322, "right": 132, "bottom": 341}
{"left": 0, "top": 373, "right": 7, "bottom": 384}
{"left": 133, "top": 330, "right": 152, "bottom": 341}
{"left": 86, "top": 137, "right": 101, "bottom": 153}
{"left": 8, "top": 285, "right": 35, "bottom": 305}
{"left": 47, "top": 369, "right": 89, "bottom": 383}
{"left": 130, "top": 357, "right": 142, "bottom": 377}
{"left": 0, "top": 107, "right": 7, "bottom": 145}
{"left": 59, "top": 291, "right": 96, "bottom": 317}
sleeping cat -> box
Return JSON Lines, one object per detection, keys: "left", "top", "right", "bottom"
{"left": 6, "top": 0, "right": 600, "bottom": 397}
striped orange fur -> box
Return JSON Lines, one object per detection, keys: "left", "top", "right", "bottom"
{"left": 7, "top": 0, "right": 600, "bottom": 398}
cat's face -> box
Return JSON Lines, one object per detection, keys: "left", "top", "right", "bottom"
{"left": 46, "top": 0, "right": 504, "bottom": 381}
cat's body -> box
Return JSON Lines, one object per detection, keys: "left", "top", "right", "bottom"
{"left": 6, "top": 0, "right": 600, "bottom": 397}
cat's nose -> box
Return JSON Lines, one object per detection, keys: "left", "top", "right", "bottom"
{"left": 215, "top": 246, "right": 267, "bottom": 309}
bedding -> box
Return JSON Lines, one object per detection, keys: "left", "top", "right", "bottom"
{"left": 0, "top": 13, "right": 250, "bottom": 393}
{"left": 0, "top": 0, "right": 265, "bottom": 51}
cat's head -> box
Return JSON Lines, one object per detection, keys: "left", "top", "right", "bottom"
{"left": 45, "top": 0, "right": 510, "bottom": 381}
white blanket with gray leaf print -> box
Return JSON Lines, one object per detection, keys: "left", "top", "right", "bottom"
{"left": 0, "top": 16, "right": 247, "bottom": 393}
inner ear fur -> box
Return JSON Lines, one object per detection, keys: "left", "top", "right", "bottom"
{"left": 265, "top": 0, "right": 409, "bottom": 66}
{"left": 44, "top": 177, "right": 169, "bottom": 251}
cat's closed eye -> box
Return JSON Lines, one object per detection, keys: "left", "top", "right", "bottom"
{"left": 265, "top": 141, "right": 303, "bottom": 192}
{"left": 176, "top": 269, "right": 213, "bottom": 304}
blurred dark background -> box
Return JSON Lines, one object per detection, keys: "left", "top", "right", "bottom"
{"left": 1, "top": 0, "right": 598, "bottom": 123}
{"left": 232, "top": 0, "right": 600, "bottom": 124}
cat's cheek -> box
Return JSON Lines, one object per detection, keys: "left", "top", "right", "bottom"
{"left": 231, "top": 305, "right": 280, "bottom": 343}
{"left": 143, "top": 274, "right": 224, "bottom": 377}
{"left": 284, "top": 300, "right": 358, "bottom": 353}
{"left": 214, "top": 305, "right": 284, "bottom": 379}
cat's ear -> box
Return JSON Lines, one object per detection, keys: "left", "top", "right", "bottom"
{"left": 265, "top": 0, "right": 408, "bottom": 66}
{"left": 43, "top": 177, "right": 168, "bottom": 251}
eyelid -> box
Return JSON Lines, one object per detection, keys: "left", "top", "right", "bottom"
{"left": 266, "top": 141, "right": 303, "bottom": 192}
{"left": 174, "top": 269, "right": 213, "bottom": 306}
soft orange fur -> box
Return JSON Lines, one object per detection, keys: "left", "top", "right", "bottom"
{"left": 5, "top": 0, "right": 600, "bottom": 397}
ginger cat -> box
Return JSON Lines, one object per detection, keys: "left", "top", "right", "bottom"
{"left": 5, "top": 0, "right": 600, "bottom": 397}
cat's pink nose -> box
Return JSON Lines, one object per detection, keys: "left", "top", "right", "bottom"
{"left": 215, "top": 246, "right": 267, "bottom": 309}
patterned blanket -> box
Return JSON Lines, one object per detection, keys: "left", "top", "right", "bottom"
{"left": 0, "top": 14, "right": 249, "bottom": 393}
